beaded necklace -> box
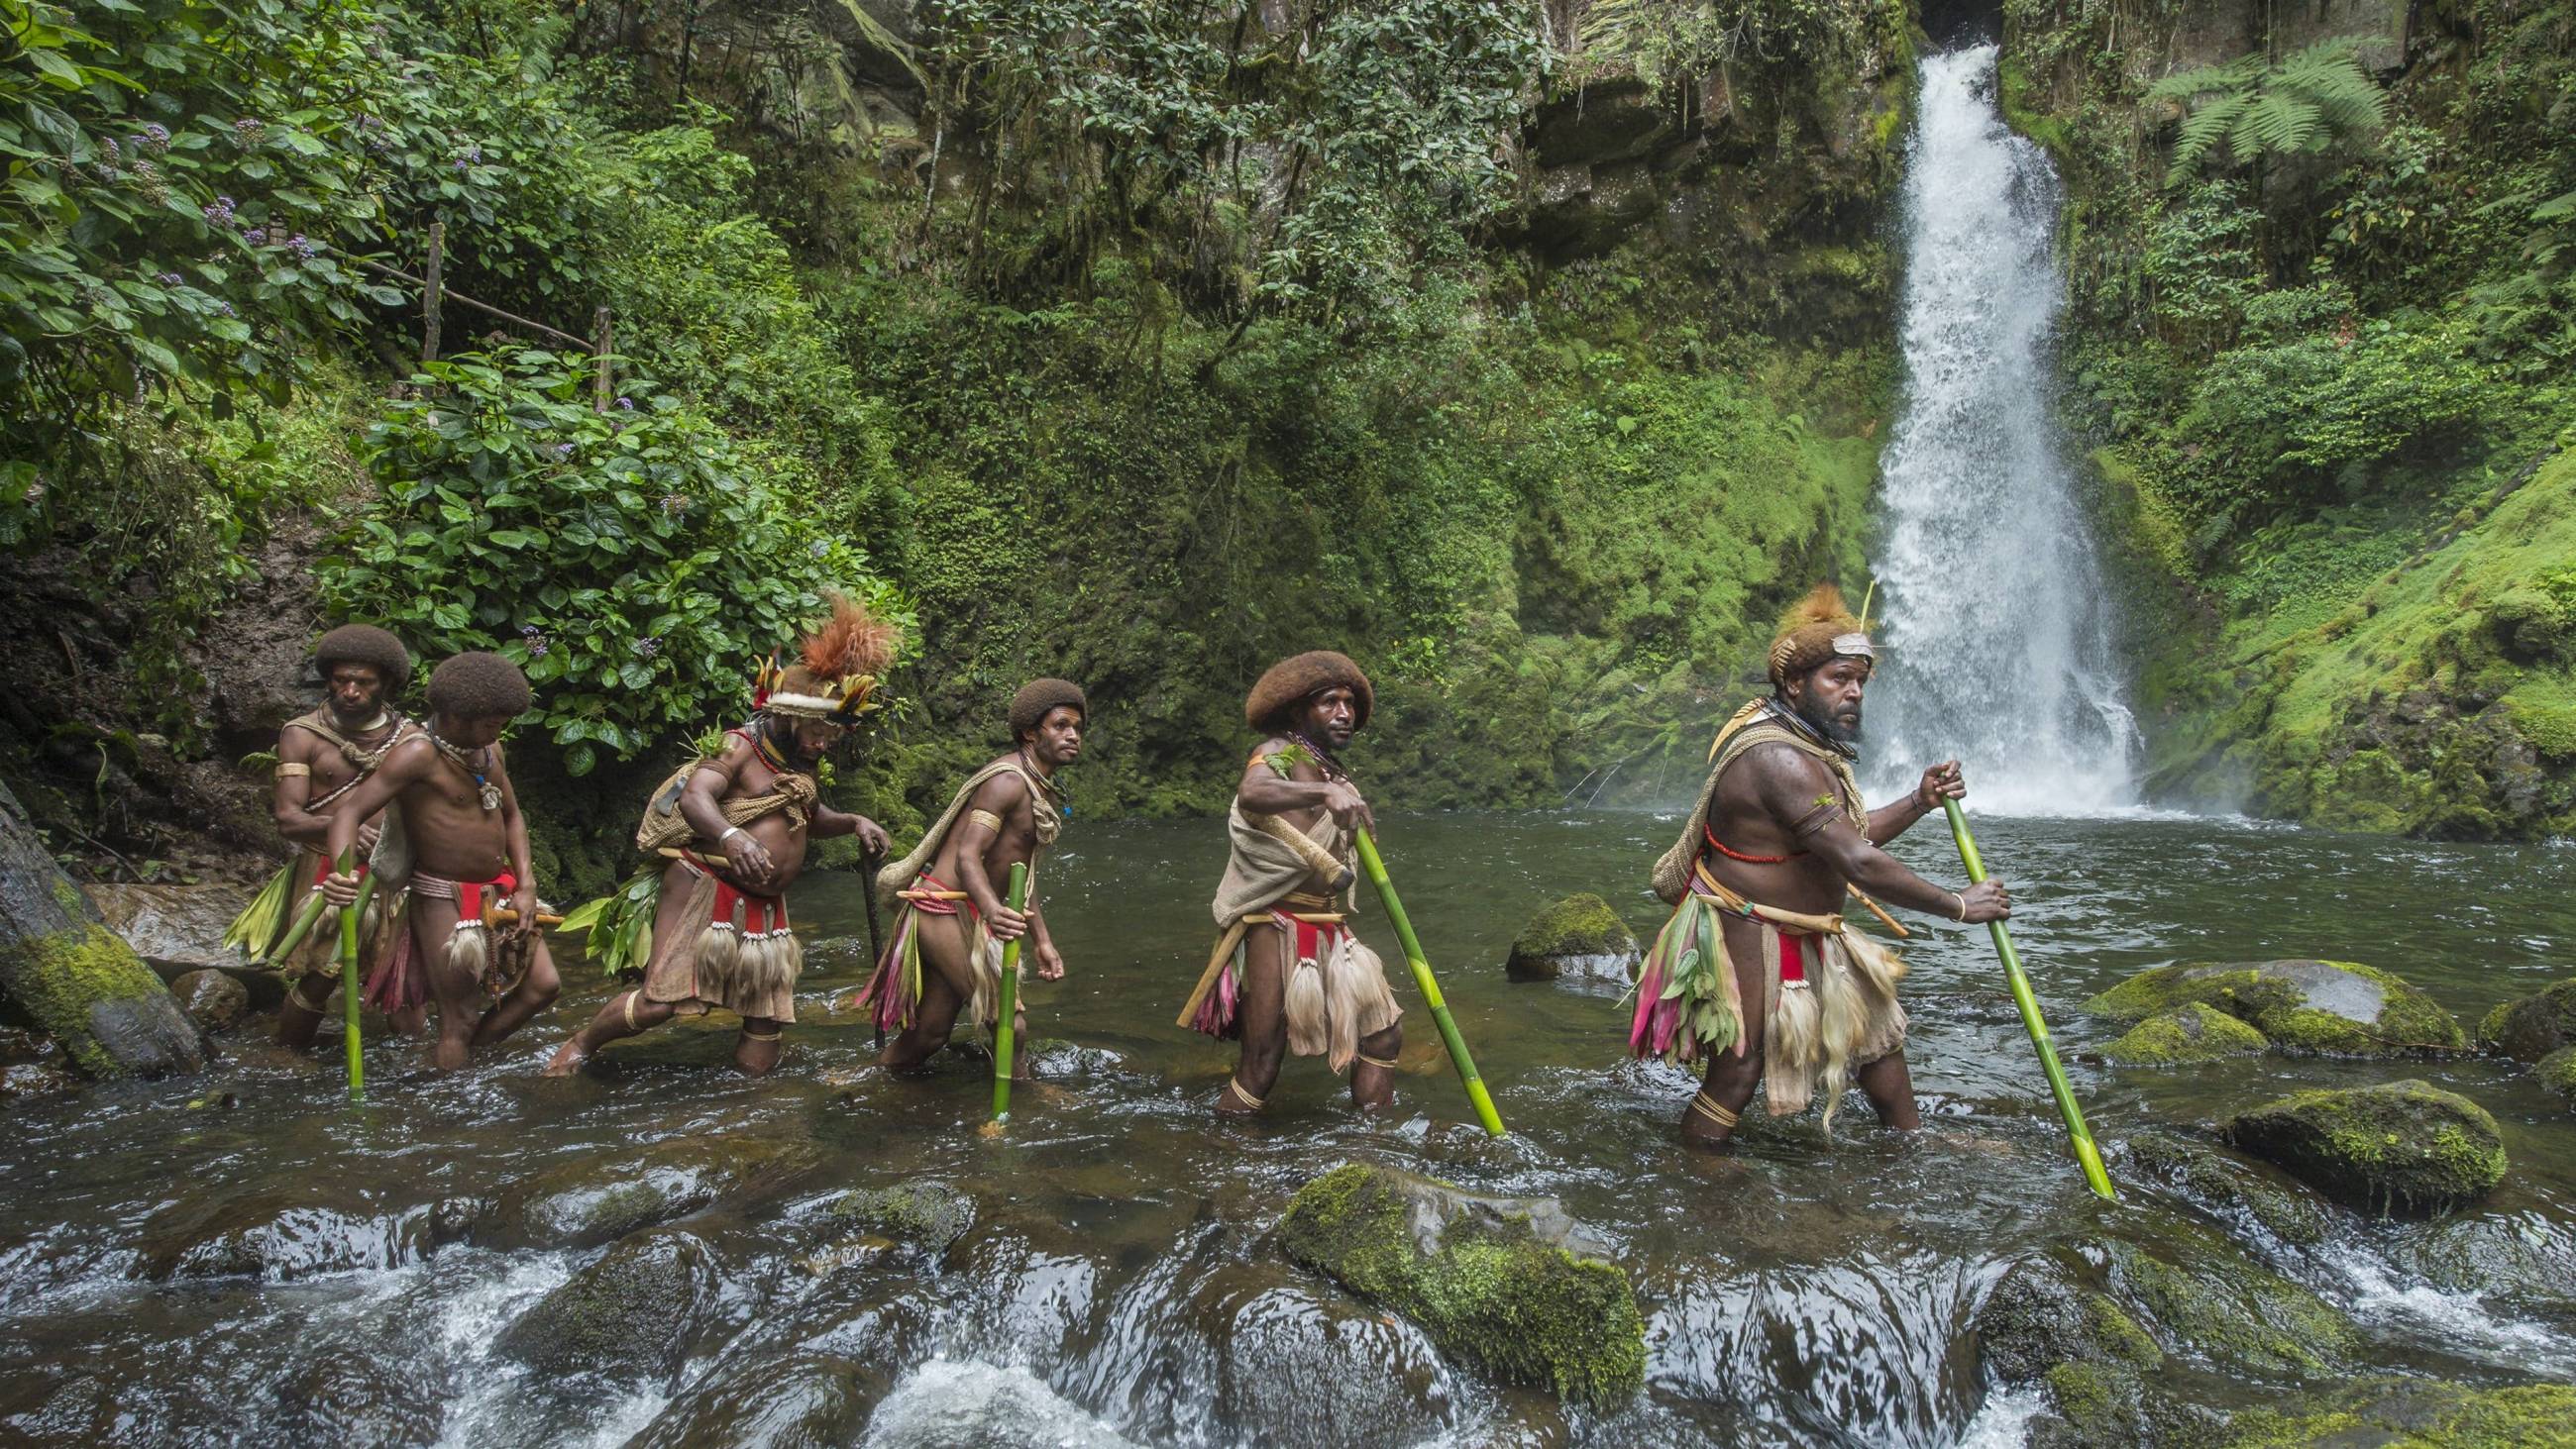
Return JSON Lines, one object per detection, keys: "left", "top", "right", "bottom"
{"left": 430, "top": 730, "right": 503, "bottom": 812}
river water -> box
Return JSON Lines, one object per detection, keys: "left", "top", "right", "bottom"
{"left": 2, "top": 810, "right": 2572, "bottom": 1445}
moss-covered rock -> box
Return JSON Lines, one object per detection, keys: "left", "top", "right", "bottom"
{"left": 1502, "top": 893, "right": 1639, "bottom": 983}
{"left": 2224, "top": 1081, "right": 2507, "bottom": 1215}
{"left": 2218, "top": 1376, "right": 2576, "bottom": 1448}
{"left": 2103, "top": 1230, "right": 2358, "bottom": 1375}
{"left": 2103, "top": 1001, "right": 2271, "bottom": 1065}
{"left": 2124, "top": 1134, "right": 2332, "bottom": 1248}
{"left": 1974, "top": 1253, "right": 2209, "bottom": 1448}
{"left": 497, "top": 1227, "right": 717, "bottom": 1384}
{"left": 2084, "top": 960, "right": 2466, "bottom": 1056}
{"left": 2478, "top": 977, "right": 2576, "bottom": 1063}
{"left": 2535, "top": 1046, "right": 2576, "bottom": 1106}
{"left": 1277, "top": 1162, "right": 1644, "bottom": 1407}
{"left": 827, "top": 1181, "right": 975, "bottom": 1254}
{"left": 0, "top": 781, "right": 206, "bottom": 1078}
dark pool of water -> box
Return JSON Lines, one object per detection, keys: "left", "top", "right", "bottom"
{"left": 1, "top": 811, "right": 2571, "bottom": 1445}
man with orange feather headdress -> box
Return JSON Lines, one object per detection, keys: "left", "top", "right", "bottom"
{"left": 1632, "top": 584, "right": 2012, "bottom": 1147}
{"left": 545, "top": 594, "right": 898, "bottom": 1077}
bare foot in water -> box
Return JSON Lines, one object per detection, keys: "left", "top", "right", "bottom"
{"left": 539, "top": 1038, "right": 589, "bottom": 1077}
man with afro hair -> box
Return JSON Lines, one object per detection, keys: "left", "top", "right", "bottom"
{"left": 859, "top": 676, "right": 1085, "bottom": 1079}
{"left": 231, "top": 623, "right": 426, "bottom": 1050}
{"left": 1634, "top": 583, "right": 2007, "bottom": 1150}
{"left": 320, "top": 651, "right": 560, "bottom": 1070}
{"left": 1179, "top": 651, "right": 1406, "bottom": 1116}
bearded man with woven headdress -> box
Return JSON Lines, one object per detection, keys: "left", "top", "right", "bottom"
{"left": 1633, "top": 584, "right": 2010, "bottom": 1146}
{"left": 224, "top": 624, "right": 427, "bottom": 1049}
{"left": 860, "top": 677, "right": 1084, "bottom": 1074}
{"left": 1178, "top": 651, "right": 1405, "bottom": 1116}
{"left": 544, "top": 596, "right": 898, "bottom": 1077}
{"left": 318, "top": 651, "right": 560, "bottom": 1071}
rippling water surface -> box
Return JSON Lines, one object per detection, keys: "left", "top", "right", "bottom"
{"left": 2, "top": 811, "right": 2572, "bottom": 1445}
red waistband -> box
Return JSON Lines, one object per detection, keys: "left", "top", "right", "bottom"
{"left": 911, "top": 870, "right": 972, "bottom": 918}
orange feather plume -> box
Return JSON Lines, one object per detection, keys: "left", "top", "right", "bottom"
{"left": 1783, "top": 582, "right": 1860, "bottom": 631}
{"left": 801, "top": 592, "right": 900, "bottom": 683}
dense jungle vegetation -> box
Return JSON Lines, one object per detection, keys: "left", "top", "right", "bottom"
{"left": 2, "top": 0, "right": 2570, "bottom": 897}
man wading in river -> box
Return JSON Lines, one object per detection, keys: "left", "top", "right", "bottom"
{"left": 1634, "top": 585, "right": 2009, "bottom": 1145}
{"left": 1181, "top": 652, "right": 1404, "bottom": 1116}
{"left": 859, "top": 678, "right": 1083, "bottom": 1073}
{"left": 232, "top": 624, "right": 426, "bottom": 1048}
{"left": 319, "top": 652, "right": 560, "bottom": 1070}
{"left": 545, "top": 596, "right": 897, "bottom": 1077}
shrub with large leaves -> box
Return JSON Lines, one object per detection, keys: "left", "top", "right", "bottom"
{"left": 319, "top": 348, "right": 912, "bottom": 774}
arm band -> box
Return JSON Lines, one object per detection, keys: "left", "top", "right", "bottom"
{"left": 968, "top": 808, "right": 1006, "bottom": 834}
{"left": 274, "top": 762, "right": 310, "bottom": 778}
{"left": 1789, "top": 799, "right": 1846, "bottom": 837}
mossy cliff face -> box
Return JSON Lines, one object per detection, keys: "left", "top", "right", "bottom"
{"left": 1277, "top": 1162, "right": 1645, "bottom": 1407}
{"left": 2084, "top": 959, "right": 2465, "bottom": 1057}
{"left": 2224, "top": 1080, "right": 2508, "bottom": 1215}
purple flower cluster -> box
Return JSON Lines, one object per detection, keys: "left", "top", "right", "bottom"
{"left": 660, "top": 492, "right": 690, "bottom": 516}
{"left": 520, "top": 623, "right": 550, "bottom": 659}
{"left": 201, "top": 194, "right": 236, "bottom": 226}
{"left": 615, "top": 396, "right": 634, "bottom": 410}
{"left": 634, "top": 636, "right": 661, "bottom": 659}
{"left": 230, "top": 118, "right": 264, "bottom": 147}
{"left": 453, "top": 144, "right": 483, "bottom": 172}
{"left": 131, "top": 124, "right": 170, "bottom": 155}
{"left": 243, "top": 227, "right": 268, "bottom": 246}
{"left": 287, "top": 234, "right": 316, "bottom": 259}
{"left": 553, "top": 442, "right": 577, "bottom": 459}
{"left": 156, "top": 271, "right": 184, "bottom": 286}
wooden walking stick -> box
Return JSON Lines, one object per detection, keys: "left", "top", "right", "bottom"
{"left": 860, "top": 843, "right": 889, "bottom": 1049}
{"left": 1350, "top": 830, "right": 1505, "bottom": 1138}
{"left": 334, "top": 847, "right": 375, "bottom": 1101}
{"left": 1942, "top": 799, "right": 2114, "bottom": 1201}
{"left": 987, "top": 863, "right": 1031, "bottom": 1125}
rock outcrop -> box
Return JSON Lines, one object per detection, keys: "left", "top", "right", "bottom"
{"left": 2224, "top": 1080, "right": 2507, "bottom": 1215}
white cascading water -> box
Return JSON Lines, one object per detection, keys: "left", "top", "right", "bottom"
{"left": 1865, "top": 45, "right": 2143, "bottom": 814}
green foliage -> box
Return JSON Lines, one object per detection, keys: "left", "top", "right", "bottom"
{"left": 0, "top": 0, "right": 506, "bottom": 510}
{"left": 558, "top": 863, "right": 657, "bottom": 978}
{"left": 317, "top": 346, "right": 912, "bottom": 774}
{"left": 2148, "top": 38, "right": 2390, "bottom": 188}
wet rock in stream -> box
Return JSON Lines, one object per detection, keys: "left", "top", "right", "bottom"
{"left": 2539, "top": 1046, "right": 2576, "bottom": 1107}
{"left": 1975, "top": 1252, "right": 2199, "bottom": 1448}
{"left": 823, "top": 1181, "right": 975, "bottom": 1255}
{"left": 169, "top": 969, "right": 249, "bottom": 1033}
{"left": 496, "top": 1226, "right": 718, "bottom": 1384}
{"left": 134, "top": 1188, "right": 483, "bottom": 1282}
{"left": 274, "top": 1330, "right": 444, "bottom": 1447}
{"left": 626, "top": 1352, "right": 877, "bottom": 1448}
{"left": 2224, "top": 1080, "right": 2508, "bottom": 1215}
{"left": 2216, "top": 1375, "right": 2576, "bottom": 1447}
{"left": 484, "top": 1131, "right": 823, "bottom": 1249}
{"left": 2477, "top": 976, "right": 2576, "bottom": 1063}
{"left": 2101, "top": 1001, "right": 2270, "bottom": 1066}
{"left": 2100, "top": 1218, "right": 2359, "bottom": 1376}
{"left": 2123, "top": 1133, "right": 2334, "bottom": 1249}
{"left": 1277, "top": 1162, "right": 1644, "bottom": 1408}
{"left": 1502, "top": 892, "right": 1640, "bottom": 985}
{"left": 2085, "top": 959, "right": 2467, "bottom": 1057}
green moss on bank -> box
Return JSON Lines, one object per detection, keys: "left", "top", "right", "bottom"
{"left": 2219, "top": 1377, "right": 2576, "bottom": 1448}
{"left": 1279, "top": 1163, "right": 1644, "bottom": 1406}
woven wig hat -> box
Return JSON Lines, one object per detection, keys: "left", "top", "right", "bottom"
{"left": 1767, "top": 583, "right": 1876, "bottom": 689}
{"left": 755, "top": 593, "right": 901, "bottom": 723}
{"left": 1245, "top": 651, "right": 1373, "bottom": 734}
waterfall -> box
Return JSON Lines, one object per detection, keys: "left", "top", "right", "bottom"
{"left": 1865, "top": 45, "right": 2143, "bottom": 815}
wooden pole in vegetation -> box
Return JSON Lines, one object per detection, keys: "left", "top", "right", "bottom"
{"left": 860, "top": 844, "right": 888, "bottom": 1050}
{"left": 591, "top": 306, "right": 612, "bottom": 413}
{"left": 420, "top": 220, "right": 444, "bottom": 363}
{"left": 335, "top": 847, "right": 372, "bottom": 1101}
{"left": 1941, "top": 799, "right": 2114, "bottom": 1201}
{"left": 1350, "top": 830, "right": 1505, "bottom": 1137}
{"left": 987, "top": 863, "right": 1030, "bottom": 1126}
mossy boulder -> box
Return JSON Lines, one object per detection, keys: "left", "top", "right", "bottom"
{"left": 2477, "top": 977, "right": 2576, "bottom": 1062}
{"left": 2084, "top": 960, "right": 2465, "bottom": 1057}
{"left": 2224, "top": 1081, "right": 2507, "bottom": 1215}
{"left": 826, "top": 1182, "right": 975, "bottom": 1254}
{"left": 2218, "top": 1376, "right": 2576, "bottom": 1448}
{"left": 1502, "top": 892, "right": 1639, "bottom": 984}
{"left": 0, "top": 781, "right": 206, "bottom": 1078}
{"left": 2102, "top": 1002, "right": 2271, "bottom": 1066}
{"left": 2124, "top": 1134, "right": 2332, "bottom": 1248}
{"left": 2536, "top": 1046, "right": 2576, "bottom": 1106}
{"left": 1277, "top": 1162, "right": 1644, "bottom": 1407}
{"left": 1975, "top": 1255, "right": 2166, "bottom": 1446}
{"left": 497, "top": 1227, "right": 717, "bottom": 1384}
{"left": 2103, "top": 1228, "right": 2358, "bottom": 1375}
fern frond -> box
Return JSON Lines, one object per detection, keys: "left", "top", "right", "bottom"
{"left": 2169, "top": 93, "right": 2243, "bottom": 183}
{"left": 2245, "top": 91, "right": 2323, "bottom": 156}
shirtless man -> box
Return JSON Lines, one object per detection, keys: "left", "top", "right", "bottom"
{"left": 1634, "top": 585, "right": 2008, "bottom": 1144}
{"left": 861, "top": 678, "right": 1084, "bottom": 1073}
{"left": 546, "top": 597, "right": 897, "bottom": 1076}
{"left": 236, "top": 624, "right": 421, "bottom": 1048}
{"left": 319, "top": 652, "right": 560, "bottom": 1071}
{"left": 1181, "top": 652, "right": 1404, "bottom": 1116}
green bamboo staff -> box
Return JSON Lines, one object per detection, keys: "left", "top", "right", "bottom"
{"left": 263, "top": 878, "right": 336, "bottom": 968}
{"left": 1351, "top": 829, "right": 1505, "bottom": 1138}
{"left": 1942, "top": 799, "right": 2114, "bottom": 1200}
{"left": 334, "top": 846, "right": 375, "bottom": 1100}
{"left": 988, "top": 862, "right": 1031, "bottom": 1124}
